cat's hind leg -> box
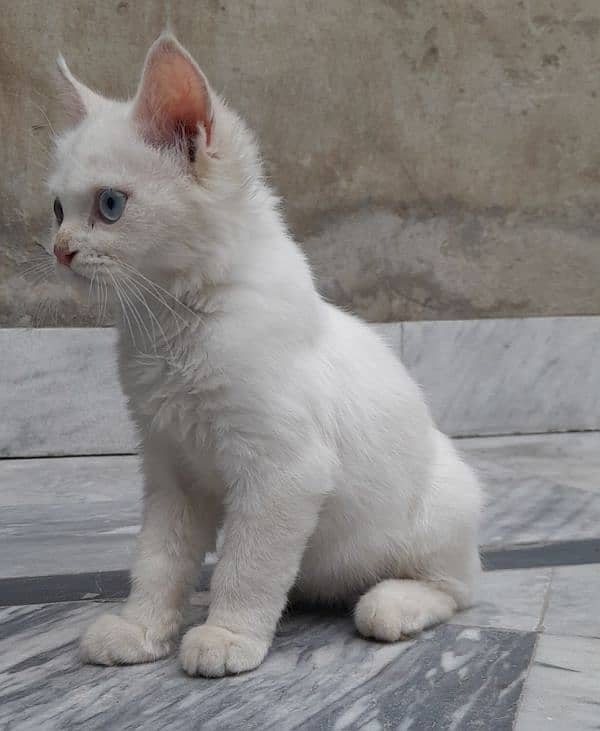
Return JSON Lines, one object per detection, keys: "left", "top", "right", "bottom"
{"left": 354, "top": 525, "right": 481, "bottom": 642}
{"left": 355, "top": 431, "right": 483, "bottom": 643}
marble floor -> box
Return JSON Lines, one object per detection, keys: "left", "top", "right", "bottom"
{"left": 1, "top": 432, "right": 599, "bottom": 729}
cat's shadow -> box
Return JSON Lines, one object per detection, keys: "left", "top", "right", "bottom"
{"left": 187, "top": 570, "right": 356, "bottom": 642}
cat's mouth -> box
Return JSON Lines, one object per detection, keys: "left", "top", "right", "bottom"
{"left": 68, "top": 253, "right": 117, "bottom": 281}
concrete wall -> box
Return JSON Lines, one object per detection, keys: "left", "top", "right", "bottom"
{"left": 2, "top": 0, "right": 600, "bottom": 326}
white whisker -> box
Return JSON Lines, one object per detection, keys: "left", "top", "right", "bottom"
{"left": 118, "top": 275, "right": 175, "bottom": 359}
{"left": 108, "top": 270, "right": 138, "bottom": 350}
{"left": 116, "top": 260, "right": 199, "bottom": 320}
{"left": 114, "top": 273, "right": 155, "bottom": 352}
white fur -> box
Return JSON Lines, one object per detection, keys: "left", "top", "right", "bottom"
{"left": 47, "top": 35, "right": 482, "bottom": 677}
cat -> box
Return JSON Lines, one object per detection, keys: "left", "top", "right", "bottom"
{"left": 47, "top": 33, "right": 482, "bottom": 677}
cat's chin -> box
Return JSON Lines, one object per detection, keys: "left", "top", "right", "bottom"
{"left": 69, "top": 258, "right": 110, "bottom": 284}
{"left": 68, "top": 266, "right": 93, "bottom": 283}
{"left": 54, "top": 261, "right": 93, "bottom": 295}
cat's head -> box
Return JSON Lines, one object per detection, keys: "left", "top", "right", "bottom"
{"left": 47, "top": 33, "right": 269, "bottom": 293}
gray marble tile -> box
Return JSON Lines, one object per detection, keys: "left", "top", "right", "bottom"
{"left": 0, "top": 455, "right": 141, "bottom": 579}
{"left": 0, "top": 327, "right": 136, "bottom": 458}
{"left": 542, "top": 564, "right": 600, "bottom": 638}
{"left": 371, "top": 321, "right": 403, "bottom": 356}
{"left": 401, "top": 316, "right": 600, "bottom": 436}
{"left": 451, "top": 568, "right": 552, "bottom": 633}
{"left": 459, "top": 432, "right": 600, "bottom": 547}
{"left": 515, "top": 634, "right": 600, "bottom": 731}
{"left": 0, "top": 601, "right": 534, "bottom": 730}
{"left": 462, "top": 431, "right": 600, "bottom": 494}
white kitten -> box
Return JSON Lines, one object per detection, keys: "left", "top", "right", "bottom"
{"left": 47, "top": 34, "right": 482, "bottom": 677}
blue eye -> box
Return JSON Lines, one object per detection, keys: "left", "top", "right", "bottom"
{"left": 98, "top": 188, "right": 127, "bottom": 223}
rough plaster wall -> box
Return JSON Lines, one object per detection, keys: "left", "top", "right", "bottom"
{"left": 1, "top": 0, "right": 600, "bottom": 325}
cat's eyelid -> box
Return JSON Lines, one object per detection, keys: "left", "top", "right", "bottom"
{"left": 94, "top": 186, "right": 131, "bottom": 199}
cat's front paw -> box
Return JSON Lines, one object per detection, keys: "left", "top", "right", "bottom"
{"left": 80, "top": 613, "right": 173, "bottom": 666}
{"left": 179, "top": 624, "right": 269, "bottom": 677}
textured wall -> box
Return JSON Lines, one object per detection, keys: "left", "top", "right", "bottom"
{"left": 2, "top": 0, "right": 600, "bottom": 325}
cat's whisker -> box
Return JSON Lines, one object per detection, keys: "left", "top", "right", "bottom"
{"left": 19, "top": 264, "right": 54, "bottom": 282}
{"left": 22, "top": 248, "right": 50, "bottom": 258}
{"left": 19, "top": 256, "right": 52, "bottom": 268}
{"left": 119, "top": 275, "right": 176, "bottom": 358}
{"left": 124, "top": 274, "right": 189, "bottom": 342}
{"left": 32, "top": 295, "right": 52, "bottom": 327}
{"left": 88, "top": 270, "right": 97, "bottom": 308}
{"left": 29, "top": 269, "right": 55, "bottom": 288}
{"left": 117, "top": 277, "right": 158, "bottom": 348}
{"left": 117, "top": 280, "right": 145, "bottom": 351}
{"left": 18, "top": 255, "right": 54, "bottom": 276}
{"left": 26, "top": 120, "right": 54, "bottom": 159}
{"left": 120, "top": 280, "right": 155, "bottom": 354}
{"left": 116, "top": 260, "right": 199, "bottom": 321}
{"left": 30, "top": 276, "right": 50, "bottom": 291}
{"left": 19, "top": 254, "right": 53, "bottom": 271}
{"left": 32, "top": 238, "right": 50, "bottom": 252}
{"left": 94, "top": 277, "right": 105, "bottom": 327}
{"left": 123, "top": 275, "right": 189, "bottom": 323}
{"left": 116, "top": 267, "right": 187, "bottom": 341}
{"left": 93, "top": 276, "right": 103, "bottom": 327}
{"left": 29, "top": 98, "right": 58, "bottom": 141}
{"left": 102, "top": 279, "right": 110, "bottom": 325}
{"left": 20, "top": 259, "right": 54, "bottom": 275}
{"left": 97, "top": 279, "right": 104, "bottom": 326}
{"left": 94, "top": 274, "right": 110, "bottom": 328}
{"left": 19, "top": 258, "right": 56, "bottom": 289}
{"left": 19, "top": 254, "right": 52, "bottom": 267}
{"left": 114, "top": 274, "right": 155, "bottom": 352}
{"left": 108, "top": 270, "right": 139, "bottom": 351}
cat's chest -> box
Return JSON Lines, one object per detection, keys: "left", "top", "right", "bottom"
{"left": 119, "top": 346, "right": 221, "bottom": 441}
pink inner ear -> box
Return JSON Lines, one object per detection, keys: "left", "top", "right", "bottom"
{"left": 135, "top": 42, "right": 212, "bottom": 149}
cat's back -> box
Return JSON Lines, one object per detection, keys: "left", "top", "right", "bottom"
{"left": 321, "top": 303, "right": 428, "bottom": 419}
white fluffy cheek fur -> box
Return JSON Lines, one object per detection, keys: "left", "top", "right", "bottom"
{"left": 49, "top": 33, "right": 482, "bottom": 678}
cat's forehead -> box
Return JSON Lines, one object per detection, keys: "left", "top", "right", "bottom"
{"left": 50, "top": 109, "right": 175, "bottom": 194}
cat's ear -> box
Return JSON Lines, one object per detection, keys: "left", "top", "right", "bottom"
{"left": 133, "top": 34, "right": 213, "bottom": 157}
{"left": 55, "top": 55, "right": 102, "bottom": 126}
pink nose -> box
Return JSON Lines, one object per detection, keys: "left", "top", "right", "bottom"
{"left": 53, "top": 244, "right": 76, "bottom": 267}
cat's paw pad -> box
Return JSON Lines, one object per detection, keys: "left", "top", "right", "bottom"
{"left": 80, "top": 613, "right": 173, "bottom": 666}
{"left": 179, "top": 625, "right": 268, "bottom": 677}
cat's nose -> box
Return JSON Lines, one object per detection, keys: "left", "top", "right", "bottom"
{"left": 53, "top": 243, "right": 77, "bottom": 267}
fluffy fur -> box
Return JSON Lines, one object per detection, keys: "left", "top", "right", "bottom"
{"left": 46, "top": 34, "right": 482, "bottom": 677}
